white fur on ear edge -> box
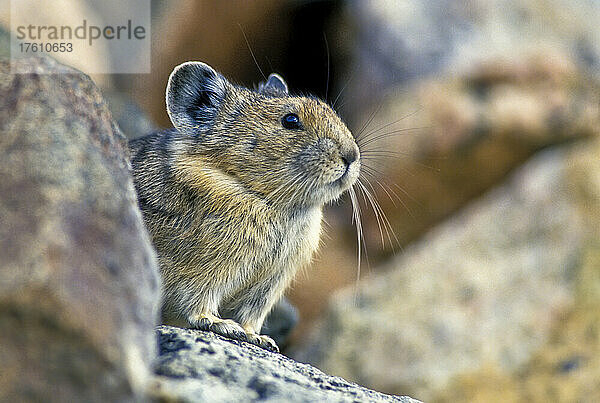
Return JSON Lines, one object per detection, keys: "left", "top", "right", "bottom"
{"left": 165, "top": 61, "right": 227, "bottom": 133}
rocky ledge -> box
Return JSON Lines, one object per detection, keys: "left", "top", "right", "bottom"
{"left": 150, "top": 326, "right": 420, "bottom": 403}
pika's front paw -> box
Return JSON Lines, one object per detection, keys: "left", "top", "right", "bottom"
{"left": 192, "top": 313, "right": 249, "bottom": 342}
{"left": 190, "top": 313, "right": 280, "bottom": 352}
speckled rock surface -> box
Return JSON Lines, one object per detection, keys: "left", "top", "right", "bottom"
{"left": 0, "top": 56, "right": 161, "bottom": 402}
{"left": 151, "top": 325, "right": 421, "bottom": 403}
{"left": 294, "top": 138, "right": 600, "bottom": 401}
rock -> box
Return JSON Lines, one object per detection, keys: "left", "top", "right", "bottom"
{"left": 104, "top": 91, "right": 157, "bottom": 140}
{"left": 293, "top": 138, "right": 600, "bottom": 401}
{"left": 150, "top": 325, "right": 421, "bottom": 403}
{"left": 0, "top": 56, "right": 161, "bottom": 401}
{"left": 342, "top": 0, "right": 600, "bottom": 120}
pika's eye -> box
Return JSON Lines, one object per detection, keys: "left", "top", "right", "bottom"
{"left": 282, "top": 113, "right": 302, "bottom": 129}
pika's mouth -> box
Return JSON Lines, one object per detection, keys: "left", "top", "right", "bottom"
{"left": 330, "top": 160, "right": 360, "bottom": 189}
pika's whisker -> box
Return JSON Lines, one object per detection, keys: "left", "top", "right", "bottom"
{"left": 358, "top": 127, "right": 429, "bottom": 148}
{"left": 361, "top": 157, "right": 417, "bottom": 178}
{"left": 389, "top": 181, "right": 421, "bottom": 207}
{"left": 269, "top": 176, "right": 294, "bottom": 205}
{"left": 362, "top": 177, "right": 400, "bottom": 248}
{"left": 334, "top": 100, "right": 348, "bottom": 113}
{"left": 238, "top": 24, "right": 267, "bottom": 81}
{"left": 356, "top": 179, "right": 386, "bottom": 248}
{"left": 370, "top": 176, "right": 398, "bottom": 209}
{"left": 355, "top": 102, "right": 384, "bottom": 141}
{"left": 358, "top": 163, "right": 391, "bottom": 180}
{"left": 357, "top": 179, "right": 391, "bottom": 249}
{"left": 365, "top": 151, "right": 439, "bottom": 172}
{"left": 357, "top": 107, "right": 424, "bottom": 141}
{"left": 359, "top": 177, "right": 401, "bottom": 252}
{"left": 270, "top": 171, "right": 304, "bottom": 206}
{"left": 348, "top": 186, "right": 365, "bottom": 301}
{"left": 323, "top": 32, "right": 330, "bottom": 102}
{"left": 332, "top": 72, "right": 353, "bottom": 109}
{"left": 361, "top": 149, "right": 414, "bottom": 158}
{"left": 371, "top": 176, "right": 416, "bottom": 219}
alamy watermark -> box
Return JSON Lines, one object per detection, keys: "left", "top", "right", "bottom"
{"left": 10, "top": 0, "right": 151, "bottom": 74}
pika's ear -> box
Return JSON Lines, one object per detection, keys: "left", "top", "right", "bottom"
{"left": 259, "top": 73, "right": 288, "bottom": 95}
{"left": 166, "top": 61, "right": 227, "bottom": 133}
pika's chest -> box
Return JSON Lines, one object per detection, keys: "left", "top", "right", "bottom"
{"left": 268, "top": 208, "right": 322, "bottom": 269}
{"left": 177, "top": 203, "right": 323, "bottom": 282}
{"left": 242, "top": 207, "right": 322, "bottom": 280}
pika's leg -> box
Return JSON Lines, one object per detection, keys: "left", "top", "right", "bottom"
{"left": 183, "top": 289, "right": 250, "bottom": 343}
{"left": 224, "top": 284, "right": 282, "bottom": 353}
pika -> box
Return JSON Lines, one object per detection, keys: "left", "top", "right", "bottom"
{"left": 129, "top": 62, "right": 360, "bottom": 352}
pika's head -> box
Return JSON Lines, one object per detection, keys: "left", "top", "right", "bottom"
{"left": 166, "top": 61, "right": 360, "bottom": 208}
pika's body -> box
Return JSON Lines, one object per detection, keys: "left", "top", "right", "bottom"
{"left": 129, "top": 62, "right": 359, "bottom": 351}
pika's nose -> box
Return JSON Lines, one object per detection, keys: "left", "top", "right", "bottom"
{"left": 341, "top": 146, "right": 359, "bottom": 166}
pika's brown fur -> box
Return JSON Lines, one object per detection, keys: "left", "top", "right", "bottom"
{"left": 129, "top": 62, "right": 360, "bottom": 351}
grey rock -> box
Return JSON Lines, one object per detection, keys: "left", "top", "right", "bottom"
{"left": 294, "top": 139, "right": 600, "bottom": 400}
{"left": 343, "top": 0, "right": 600, "bottom": 122}
{"left": 150, "top": 325, "right": 421, "bottom": 403}
{"left": 0, "top": 56, "right": 161, "bottom": 402}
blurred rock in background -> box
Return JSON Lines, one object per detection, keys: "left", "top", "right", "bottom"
{"left": 287, "top": 1, "right": 600, "bottom": 401}
{"left": 103, "top": 91, "right": 157, "bottom": 140}
{"left": 293, "top": 138, "right": 600, "bottom": 401}
{"left": 341, "top": 0, "right": 600, "bottom": 124}
{"left": 288, "top": 0, "right": 600, "bottom": 344}
{"left": 346, "top": 53, "right": 600, "bottom": 259}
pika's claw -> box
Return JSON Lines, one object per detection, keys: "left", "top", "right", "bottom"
{"left": 243, "top": 323, "right": 279, "bottom": 353}
{"left": 246, "top": 333, "right": 279, "bottom": 353}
